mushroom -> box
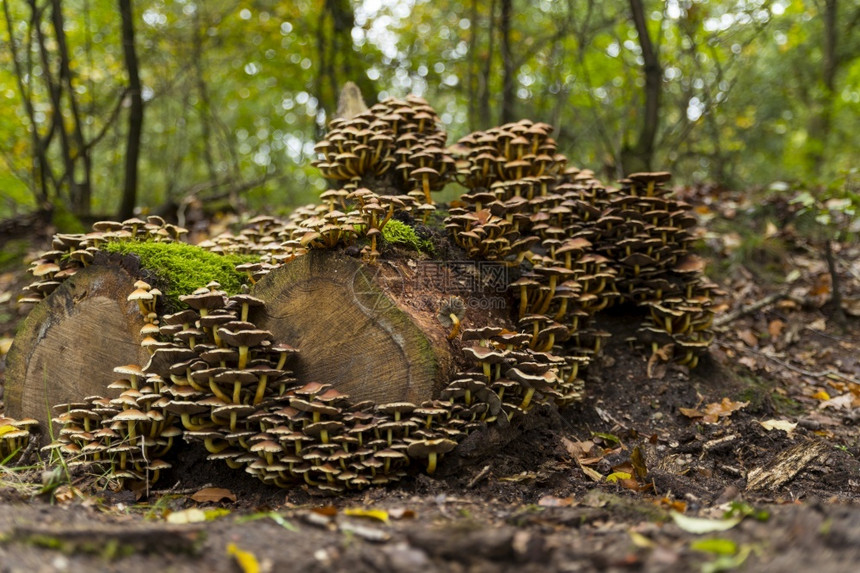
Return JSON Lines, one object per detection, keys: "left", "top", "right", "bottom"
{"left": 437, "top": 296, "right": 466, "bottom": 340}
{"left": 406, "top": 438, "right": 457, "bottom": 474}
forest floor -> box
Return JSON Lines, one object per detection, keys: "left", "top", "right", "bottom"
{"left": 1, "top": 188, "right": 859, "bottom": 572}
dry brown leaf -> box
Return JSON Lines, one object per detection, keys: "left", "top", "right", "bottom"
{"left": 701, "top": 397, "right": 749, "bottom": 423}
{"left": 191, "top": 487, "right": 237, "bottom": 503}
{"left": 679, "top": 407, "right": 704, "bottom": 419}
{"left": 767, "top": 319, "right": 785, "bottom": 339}
{"left": 737, "top": 329, "right": 758, "bottom": 347}
{"left": 312, "top": 505, "right": 338, "bottom": 517}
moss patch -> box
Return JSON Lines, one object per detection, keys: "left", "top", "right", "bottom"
{"left": 103, "top": 241, "right": 258, "bottom": 307}
{"left": 382, "top": 219, "right": 433, "bottom": 253}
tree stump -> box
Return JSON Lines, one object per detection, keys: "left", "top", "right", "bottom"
{"left": 4, "top": 250, "right": 467, "bottom": 439}
{"left": 5, "top": 264, "right": 149, "bottom": 437}
{"left": 250, "top": 250, "right": 458, "bottom": 404}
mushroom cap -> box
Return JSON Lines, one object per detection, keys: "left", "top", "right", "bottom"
{"left": 406, "top": 438, "right": 457, "bottom": 458}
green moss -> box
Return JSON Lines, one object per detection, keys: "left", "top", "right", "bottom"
{"left": 382, "top": 219, "right": 433, "bottom": 253}
{"left": 103, "top": 241, "right": 259, "bottom": 307}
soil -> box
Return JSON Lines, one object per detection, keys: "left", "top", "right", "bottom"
{"left": 1, "top": 198, "right": 860, "bottom": 573}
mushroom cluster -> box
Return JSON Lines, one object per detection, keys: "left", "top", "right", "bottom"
{"left": 312, "top": 95, "right": 454, "bottom": 203}
{"left": 20, "top": 216, "right": 187, "bottom": 305}
{"left": 195, "top": 188, "right": 427, "bottom": 269}
{"left": 446, "top": 121, "right": 719, "bottom": 369}
{"left": 588, "top": 173, "right": 721, "bottom": 367}
{"left": 0, "top": 416, "right": 38, "bottom": 463}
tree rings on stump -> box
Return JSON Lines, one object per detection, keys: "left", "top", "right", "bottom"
{"left": 251, "top": 250, "right": 456, "bottom": 404}
{"left": 5, "top": 264, "right": 149, "bottom": 438}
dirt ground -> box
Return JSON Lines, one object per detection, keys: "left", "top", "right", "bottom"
{"left": 1, "top": 194, "right": 859, "bottom": 572}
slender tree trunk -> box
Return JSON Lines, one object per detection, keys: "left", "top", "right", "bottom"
{"left": 467, "top": 0, "right": 479, "bottom": 132}
{"left": 49, "top": 0, "right": 92, "bottom": 216}
{"left": 4, "top": 0, "right": 52, "bottom": 204}
{"left": 478, "top": 0, "right": 496, "bottom": 129}
{"left": 499, "top": 0, "right": 515, "bottom": 124}
{"left": 806, "top": 0, "right": 838, "bottom": 174}
{"left": 623, "top": 0, "right": 661, "bottom": 173}
{"left": 118, "top": 0, "right": 143, "bottom": 220}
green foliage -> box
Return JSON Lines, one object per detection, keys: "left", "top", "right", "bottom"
{"left": 0, "top": 1, "right": 858, "bottom": 216}
{"left": 381, "top": 219, "right": 433, "bottom": 253}
{"left": 51, "top": 202, "right": 87, "bottom": 234}
{"left": 102, "top": 241, "right": 258, "bottom": 307}
{"left": 789, "top": 169, "right": 860, "bottom": 242}
{"left": 0, "top": 239, "right": 28, "bottom": 272}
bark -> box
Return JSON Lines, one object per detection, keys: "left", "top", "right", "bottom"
{"left": 623, "top": 0, "right": 662, "bottom": 173}
{"left": 118, "top": 0, "right": 144, "bottom": 220}
{"left": 499, "top": 0, "right": 515, "bottom": 125}
{"left": 478, "top": 0, "right": 496, "bottom": 129}
{"left": 805, "top": 0, "right": 838, "bottom": 173}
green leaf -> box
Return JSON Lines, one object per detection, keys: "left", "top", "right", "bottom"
{"left": 691, "top": 538, "right": 738, "bottom": 555}
{"left": 670, "top": 511, "right": 742, "bottom": 534}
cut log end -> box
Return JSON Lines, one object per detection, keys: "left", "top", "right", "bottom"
{"left": 251, "top": 250, "right": 458, "bottom": 404}
{"left": 5, "top": 265, "right": 149, "bottom": 438}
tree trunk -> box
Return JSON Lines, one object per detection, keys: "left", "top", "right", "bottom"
{"left": 5, "top": 250, "right": 461, "bottom": 440}
{"left": 118, "top": 0, "right": 144, "bottom": 220}
{"left": 499, "top": 0, "right": 515, "bottom": 125}
{"left": 5, "top": 264, "right": 150, "bottom": 438}
{"left": 622, "top": 0, "right": 661, "bottom": 173}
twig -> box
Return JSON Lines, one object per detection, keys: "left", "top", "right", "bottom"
{"left": 467, "top": 464, "right": 492, "bottom": 488}
{"left": 713, "top": 289, "right": 790, "bottom": 329}
{"left": 744, "top": 345, "right": 860, "bottom": 384}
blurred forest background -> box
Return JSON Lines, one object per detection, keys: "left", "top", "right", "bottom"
{"left": 1, "top": 0, "right": 858, "bottom": 224}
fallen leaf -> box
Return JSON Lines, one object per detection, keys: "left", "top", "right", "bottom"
{"left": 737, "top": 329, "right": 758, "bottom": 347}
{"left": 578, "top": 463, "right": 604, "bottom": 482}
{"left": 807, "top": 317, "right": 827, "bottom": 331}
{"left": 670, "top": 511, "right": 742, "bottom": 534}
{"left": 691, "top": 538, "right": 738, "bottom": 555}
{"left": 811, "top": 389, "right": 831, "bottom": 401}
{"left": 0, "top": 337, "right": 12, "bottom": 356}
{"left": 388, "top": 507, "right": 416, "bottom": 520}
{"left": 631, "top": 446, "right": 648, "bottom": 480}
{"left": 629, "top": 530, "right": 655, "bottom": 548}
{"left": 191, "top": 487, "right": 236, "bottom": 503}
{"left": 167, "top": 508, "right": 207, "bottom": 524}
{"left": 344, "top": 508, "right": 389, "bottom": 523}
{"left": 819, "top": 393, "right": 853, "bottom": 410}
{"left": 758, "top": 419, "right": 797, "bottom": 434}
{"left": 680, "top": 407, "right": 704, "bottom": 419}
{"left": 700, "top": 398, "right": 749, "bottom": 424}
{"left": 538, "top": 495, "right": 574, "bottom": 507}
{"left": 312, "top": 505, "right": 338, "bottom": 517}
{"left": 227, "top": 542, "right": 261, "bottom": 573}
{"left": 606, "top": 471, "right": 632, "bottom": 483}
{"left": 767, "top": 319, "right": 785, "bottom": 339}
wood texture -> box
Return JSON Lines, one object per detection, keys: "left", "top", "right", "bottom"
{"left": 251, "top": 250, "right": 456, "bottom": 404}
{"left": 5, "top": 265, "right": 148, "bottom": 437}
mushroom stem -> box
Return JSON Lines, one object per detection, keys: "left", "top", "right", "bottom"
{"left": 253, "top": 375, "right": 269, "bottom": 405}
{"left": 520, "top": 387, "right": 536, "bottom": 410}
{"left": 446, "top": 313, "right": 461, "bottom": 340}
{"left": 180, "top": 413, "right": 210, "bottom": 431}
{"left": 426, "top": 452, "right": 439, "bottom": 474}
{"left": 238, "top": 346, "right": 249, "bottom": 369}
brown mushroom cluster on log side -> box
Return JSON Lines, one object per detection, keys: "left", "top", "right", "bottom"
{"left": 446, "top": 120, "right": 720, "bottom": 369}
